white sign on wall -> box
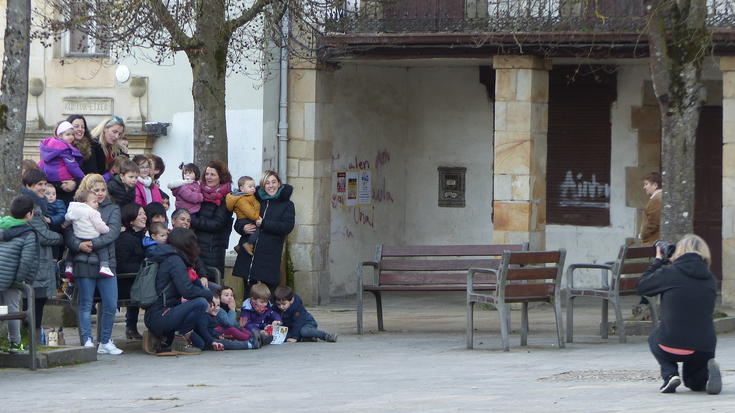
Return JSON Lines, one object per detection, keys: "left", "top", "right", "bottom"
{"left": 62, "top": 98, "right": 114, "bottom": 116}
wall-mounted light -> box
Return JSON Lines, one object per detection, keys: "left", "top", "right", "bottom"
{"left": 145, "top": 122, "right": 171, "bottom": 136}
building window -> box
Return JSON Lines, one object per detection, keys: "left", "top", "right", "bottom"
{"left": 61, "top": 2, "right": 110, "bottom": 57}
{"left": 546, "top": 66, "right": 616, "bottom": 227}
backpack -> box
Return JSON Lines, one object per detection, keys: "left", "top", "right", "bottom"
{"left": 130, "top": 259, "right": 172, "bottom": 309}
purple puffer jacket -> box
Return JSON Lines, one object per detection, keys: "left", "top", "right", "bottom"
{"left": 38, "top": 137, "right": 85, "bottom": 182}
{"left": 241, "top": 298, "right": 282, "bottom": 331}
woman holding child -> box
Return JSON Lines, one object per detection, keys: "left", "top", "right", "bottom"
{"left": 232, "top": 170, "right": 295, "bottom": 300}
{"left": 143, "top": 227, "right": 214, "bottom": 355}
{"left": 64, "top": 174, "right": 122, "bottom": 355}
{"left": 90, "top": 116, "right": 126, "bottom": 174}
{"left": 189, "top": 161, "right": 233, "bottom": 277}
{"left": 115, "top": 203, "right": 148, "bottom": 340}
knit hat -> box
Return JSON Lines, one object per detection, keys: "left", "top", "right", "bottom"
{"left": 56, "top": 121, "right": 74, "bottom": 136}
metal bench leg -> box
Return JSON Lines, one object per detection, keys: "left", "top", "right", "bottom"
{"left": 373, "top": 291, "right": 384, "bottom": 331}
{"left": 566, "top": 296, "right": 574, "bottom": 343}
{"left": 467, "top": 300, "right": 475, "bottom": 349}
{"left": 612, "top": 297, "right": 626, "bottom": 343}
{"left": 357, "top": 286, "right": 363, "bottom": 335}
{"left": 498, "top": 303, "right": 510, "bottom": 352}
{"left": 520, "top": 302, "right": 529, "bottom": 347}
{"left": 601, "top": 299, "right": 609, "bottom": 339}
{"left": 554, "top": 296, "right": 565, "bottom": 349}
{"left": 647, "top": 295, "right": 660, "bottom": 329}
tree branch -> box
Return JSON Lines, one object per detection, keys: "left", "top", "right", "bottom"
{"left": 147, "top": 0, "right": 194, "bottom": 48}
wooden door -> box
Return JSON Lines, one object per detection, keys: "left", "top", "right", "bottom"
{"left": 694, "top": 106, "right": 723, "bottom": 283}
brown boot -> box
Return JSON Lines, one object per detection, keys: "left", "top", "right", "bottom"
{"left": 172, "top": 331, "right": 201, "bottom": 355}
{"left": 244, "top": 243, "right": 254, "bottom": 256}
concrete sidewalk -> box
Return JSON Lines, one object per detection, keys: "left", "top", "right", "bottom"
{"left": 1, "top": 292, "right": 732, "bottom": 412}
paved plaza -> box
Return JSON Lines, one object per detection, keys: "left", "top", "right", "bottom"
{"left": 1, "top": 292, "right": 732, "bottom": 412}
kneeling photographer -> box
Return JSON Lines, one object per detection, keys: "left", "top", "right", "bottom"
{"left": 636, "top": 234, "right": 721, "bottom": 394}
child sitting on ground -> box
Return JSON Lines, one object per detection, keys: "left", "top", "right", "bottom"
{"left": 142, "top": 222, "right": 169, "bottom": 257}
{"left": 210, "top": 286, "right": 270, "bottom": 344}
{"left": 240, "top": 283, "right": 280, "bottom": 340}
{"left": 274, "top": 286, "right": 337, "bottom": 343}
{"left": 107, "top": 159, "right": 140, "bottom": 209}
{"left": 0, "top": 195, "right": 40, "bottom": 354}
{"left": 168, "top": 163, "right": 203, "bottom": 214}
{"left": 64, "top": 190, "right": 113, "bottom": 277}
{"left": 191, "top": 293, "right": 262, "bottom": 351}
{"left": 226, "top": 176, "right": 260, "bottom": 255}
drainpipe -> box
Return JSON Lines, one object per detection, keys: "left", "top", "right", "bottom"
{"left": 277, "top": 12, "right": 290, "bottom": 182}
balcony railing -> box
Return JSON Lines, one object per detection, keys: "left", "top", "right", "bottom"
{"left": 325, "top": 0, "right": 735, "bottom": 34}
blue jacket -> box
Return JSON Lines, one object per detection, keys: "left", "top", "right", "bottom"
{"left": 142, "top": 236, "right": 159, "bottom": 257}
{"left": 241, "top": 298, "right": 281, "bottom": 331}
{"left": 45, "top": 199, "right": 67, "bottom": 232}
{"left": 275, "top": 294, "right": 317, "bottom": 341}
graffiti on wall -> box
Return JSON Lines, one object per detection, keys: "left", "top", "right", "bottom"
{"left": 559, "top": 171, "right": 610, "bottom": 208}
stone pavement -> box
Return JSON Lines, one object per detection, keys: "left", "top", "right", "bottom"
{"left": 1, "top": 292, "right": 732, "bottom": 412}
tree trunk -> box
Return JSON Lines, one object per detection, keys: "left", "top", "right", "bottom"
{"left": 189, "top": 0, "right": 230, "bottom": 168}
{"left": 0, "top": 0, "right": 31, "bottom": 215}
{"left": 646, "top": 0, "right": 709, "bottom": 243}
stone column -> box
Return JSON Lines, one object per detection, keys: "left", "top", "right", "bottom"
{"left": 287, "top": 64, "right": 333, "bottom": 306}
{"left": 492, "top": 56, "right": 551, "bottom": 251}
{"left": 720, "top": 57, "right": 735, "bottom": 308}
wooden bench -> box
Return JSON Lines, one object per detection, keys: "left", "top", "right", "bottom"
{"left": 0, "top": 284, "right": 37, "bottom": 370}
{"left": 356, "top": 243, "right": 528, "bottom": 334}
{"left": 467, "top": 249, "right": 567, "bottom": 351}
{"left": 46, "top": 268, "right": 221, "bottom": 343}
{"left": 566, "top": 244, "right": 658, "bottom": 343}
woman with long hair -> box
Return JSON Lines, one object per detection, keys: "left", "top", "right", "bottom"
{"left": 90, "top": 116, "right": 126, "bottom": 174}
{"left": 67, "top": 115, "right": 100, "bottom": 175}
{"left": 143, "top": 227, "right": 213, "bottom": 355}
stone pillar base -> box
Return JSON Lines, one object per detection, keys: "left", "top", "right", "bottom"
{"left": 294, "top": 271, "right": 330, "bottom": 306}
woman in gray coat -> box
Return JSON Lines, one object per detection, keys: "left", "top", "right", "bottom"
{"left": 21, "top": 169, "right": 64, "bottom": 341}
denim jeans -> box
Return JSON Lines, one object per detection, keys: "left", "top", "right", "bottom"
{"left": 300, "top": 323, "right": 328, "bottom": 340}
{"left": 77, "top": 276, "right": 118, "bottom": 344}
{"left": 162, "top": 298, "right": 208, "bottom": 343}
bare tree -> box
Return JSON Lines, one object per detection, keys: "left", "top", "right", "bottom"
{"left": 645, "top": 0, "right": 711, "bottom": 241}
{"left": 34, "top": 0, "right": 342, "bottom": 166}
{"left": 0, "top": 0, "right": 32, "bottom": 215}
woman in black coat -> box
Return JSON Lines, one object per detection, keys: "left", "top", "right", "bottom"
{"left": 636, "top": 234, "right": 720, "bottom": 395}
{"left": 232, "top": 170, "right": 294, "bottom": 300}
{"left": 115, "top": 203, "right": 147, "bottom": 340}
{"left": 143, "top": 227, "right": 213, "bottom": 355}
{"left": 190, "top": 161, "right": 233, "bottom": 277}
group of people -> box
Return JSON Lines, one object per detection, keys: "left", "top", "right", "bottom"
{"left": 0, "top": 114, "right": 336, "bottom": 357}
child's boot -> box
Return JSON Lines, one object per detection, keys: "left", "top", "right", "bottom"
{"left": 248, "top": 332, "right": 262, "bottom": 349}
{"left": 244, "top": 243, "right": 254, "bottom": 256}
{"left": 100, "top": 266, "right": 115, "bottom": 277}
{"left": 324, "top": 333, "right": 338, "bottom": 342}
{"left": 64, "top": 265, "right": 73, "bottom": 278}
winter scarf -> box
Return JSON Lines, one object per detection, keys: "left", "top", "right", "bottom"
{"left": 257, "top": 185, "right": 285, "bottom": 201}
{"left": 201, "top": 181, "right": 232, "bottom": 206}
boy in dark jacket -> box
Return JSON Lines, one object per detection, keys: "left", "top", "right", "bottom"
{"left": 107, "top": 159, "right": 139, "bottom": 208}
{"left": 44, "top": 184, "right": 66, "bottom": 262}
{"left": 274, "top": 286, "right": 337, "bottom": 343}
{"left": 0, "top": 195, "right": 40, "bottom": 353}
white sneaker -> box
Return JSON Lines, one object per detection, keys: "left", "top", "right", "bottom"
{"left": 99, "top": 266, "right": 115, "bottom": 277}
{"left": 83, "top": 338, "right": 95, "bottom": 348}
{"left": 97, "top": 340, "right": 123, "bottom": 355}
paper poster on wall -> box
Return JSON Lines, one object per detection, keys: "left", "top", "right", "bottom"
{"left": 359, "top": 171, "right": 371, "bottom": 204}
{"left": 337, "top": 172, "right": 346, "bottom": 194}
{"left": 346, "top": 172, "right": 358, "bottom": 206}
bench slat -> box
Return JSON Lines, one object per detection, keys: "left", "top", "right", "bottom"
{"left": 507, "top": 251, "right": 562, "bottom": 265}
{"left": 379, "top": 272, "right": 497, "bottom": 285}
{"left": 380, "top": 244, "right": 524, "bottom": 257}
{"left": 619, "top": 262, "right": 652, "bottom": 275}
{"left": 506, "top": 267, "right": 558, "bottom": 281}
{"left": 625, "top": 246, "right": 656, "bottom": 259}
{"left": 379, "top": 258, "right": 500, "bottom": 272}
{"left": 617, "top": 277, "right": 640, "bottom": 291}
{"left": 505, "top": 283, "right": 555, "bottom": 298}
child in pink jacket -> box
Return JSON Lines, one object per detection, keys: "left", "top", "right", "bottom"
{"left": 38, "top": 121, "right": 85, "bottom": 196}
{"left": 167, "top": 163, "right": 203, "bottom": 214}
{"left": 133, "top": 154, "right": 162, "bottom": 206}
{"left": 64, "top": 190, "right": 113, "bottom": 277}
